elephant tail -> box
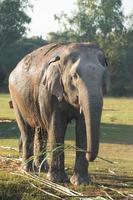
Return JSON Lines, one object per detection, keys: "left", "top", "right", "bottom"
{"left": 9, "top": 100, "right": 13, "bottom": 109}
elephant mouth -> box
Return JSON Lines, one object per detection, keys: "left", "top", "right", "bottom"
{"left": 74, "top": 95, "right": 79, "bottom": 105}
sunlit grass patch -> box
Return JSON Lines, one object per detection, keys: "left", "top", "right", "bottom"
{"left": 0, "top": 94, "right": 15, "bottom": 120}
{"left": 102, "top": 97, "right": 133, "bottom": 125}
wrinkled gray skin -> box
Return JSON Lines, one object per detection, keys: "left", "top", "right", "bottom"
{"left": 9, "top": 43, "right": 109, "bottom": 185}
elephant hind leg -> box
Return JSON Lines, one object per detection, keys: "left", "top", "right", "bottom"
{"left": 34, "top": 126, "right": 49, "bottom": 172}
{"left": 12, "top": 101, "right": 34, "bottom": 172}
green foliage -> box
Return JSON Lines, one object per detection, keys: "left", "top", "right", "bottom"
{"left": 0, "top": 66, "right": 5, "bottom": 85}
{"left": 0, "top": 1, "right": 48, "bottom": 88}
{"left": 54, "top": 0, "right": 99, "bottom": 42}
{"left": 98, "top": 0, "right": 124, "bottom": 37}
{"left": 0, "top": 0, "right": 31, "bottom": 49}
{"left": 122, "top": 29, "right": 133, "bottom": 95}
{"left": 0, "top": 37, "right": 47, "bottom": 79}
{"left": 0, "top": 0, "right": 31, "bottom": 86}
{"left": 54, "top": 0, "right": 124, "bottom": 42}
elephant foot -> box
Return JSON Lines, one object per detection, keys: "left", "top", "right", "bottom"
{"left": 47, "top": 170, "right": 69, "bottom": 183}
{"left": 70, "top": 173, "right": 90, "bottom": 185}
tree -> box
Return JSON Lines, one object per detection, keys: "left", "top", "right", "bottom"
{"left": 0, "top": 0, "right": 31, "bottom": 49}
{"left": 98, "top": 0, "right": 124, "bottom": 36}
{"left": 0, "top": 0, "right": 32, "bottom": 87}
{"left": 0, "top": 36, "right": 47, "bottom": 70}
{"left": 54, "top": 0, "right": 99, "bottom": 42}
{"left": 54, "top": 0, "right": 124, "bottom": 43}
{"left": 122, "top": 14, "right": 133, "bottom": 95}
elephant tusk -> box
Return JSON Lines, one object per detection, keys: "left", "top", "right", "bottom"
{"left": 79, "top": 96, "right": 82, "bottom": 114}
{"left": 58, "top": 96, "right": 62, "bottom": 102}
{"left": 80, "top": 106, "right": 82, "bottom": 114}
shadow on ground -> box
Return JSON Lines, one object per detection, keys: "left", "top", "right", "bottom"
{"left": 0, "top": 121, "right": 133, "bottom": 145}
{"left": 0, "top": 122, "right": 19, "bottom": 139}
{"left": 100, "top": 123, "right": 133, "bottom": 145}
{"left": 65, "top": 122, "right": 133, "bottom": 145}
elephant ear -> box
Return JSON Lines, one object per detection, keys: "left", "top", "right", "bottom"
{"left": 43, "top": 56, "right": 63, "bottom": 101}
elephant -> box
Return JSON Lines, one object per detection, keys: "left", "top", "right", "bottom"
{"left": 9, "top": 42, "right": 109, "bottom": 185}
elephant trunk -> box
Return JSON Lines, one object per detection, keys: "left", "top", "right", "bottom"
{"left": 79, "top": 84, "right": 103, "bottom": 161}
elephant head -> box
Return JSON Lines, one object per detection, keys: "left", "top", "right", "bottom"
{"left": 43, "top": 43, "right": 109, "bottom": 162}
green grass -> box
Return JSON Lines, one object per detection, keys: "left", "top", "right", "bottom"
{"left": 0, "top": 93, "right": 15, "bottom": 120}
{"left": 0, "top": 94, "right": 133, "bottom": 199}
{"left": 102, "top": 97, "right": 133, "bottom": 125}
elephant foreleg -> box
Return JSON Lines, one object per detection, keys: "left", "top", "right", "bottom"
{"left": 12, "top": 101, "right": 34, "bottom": 171}
{"left": 47, "top": 111, "right": 68, "bottom": 183}
{"left": 70, "top": 115, "right": 90, "bottom": 185}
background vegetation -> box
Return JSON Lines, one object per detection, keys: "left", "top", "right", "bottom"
{"left": 0, "top": 0, "right": 133, "bottom": 96}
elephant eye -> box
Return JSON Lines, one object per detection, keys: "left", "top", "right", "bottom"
{"left": 70, "top": 73, "right": 78, "bottom": 81}
{"left": 73, "top": 73, "right": 78, "bottom": 79}
{"left": 70, "top": 76, "right": 73, "bottom": 81}
{"left": 68, "top": 76, "right": 75, "bottom": 89}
